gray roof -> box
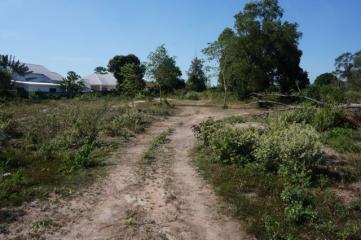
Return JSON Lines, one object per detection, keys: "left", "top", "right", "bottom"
{"left": 25, "top": 63, "right": 63, "bottom": 81}
{"left": 83, "top": 72, "right": 117, "bottom": 86}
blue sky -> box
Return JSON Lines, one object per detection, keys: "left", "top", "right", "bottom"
{"left": 0, "top": 0, "right": 360, "bottom": 83}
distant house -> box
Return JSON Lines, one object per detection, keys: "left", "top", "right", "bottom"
{"left": 13, "top": 63, "right": 64, "bottom": 93}
{"left": 83, "top": 72, "right": 117, "bottom": 92}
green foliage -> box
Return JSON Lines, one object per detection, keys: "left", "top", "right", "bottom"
{"left": 0, "top": 98, "right": 161, "bottom": 207}
{"left": 193, "top": 111, "right": 361, "bottom": 238}
{"left": 314, "top": 73, "right": 338, "bottom": 86}
{"left": 322, "top": 128, "right": 361, "bottom": 153}
{"left": 120, "top": 63, "right": 145, "bottom": 99}
{"left": 311, "top": 106, "right": 346, "bottom": 131}
{"left": 0, "top": 67, "right": 12, "bottom": 93}
{"left": 60, "top": 71, "right": 85, "bottom": 97}
{"left": 304, "top": 85, "right": 345, "bottom": 103}
{"left": 143, "top": 128, "right": 173, "bottom": 161}
{"left": 104, "top": 109, "right": 151, "bottom": 138}
{"left": 270, "top": 104, "right": 348, "bottom": 132}
{"left": 183, "top": 91, "right": 201, "bottom": 100}
{"left": 209, "top": 126, "right": 259, "bottom": 164}
{"left": 335, "top": 50, "right": 361, "bottom": 88}
{"left": 0, "top": 55, "right": 29, "bottom": 75}
{"left": 186, "top": 57, "right": 207, "bottom": 92}
{"left": 255, "top": 124, "right": 322, "bottom": 172}
{"left": 204, "top": 0, "right": 309, "bottom": 99}
{"left": 147, "top": 45, "right": 183, "bottom": 96}
{"left": 94, "top": 66, "right": 107, "bottom": 74}
{"left": 108, "top": 54, "right": 146, "bottom": 92}
{"left": 0, "top": 55, "right": 30, "bottom": 95}
{"left": 193, "top": 118, "right": 224, "bottom": 146}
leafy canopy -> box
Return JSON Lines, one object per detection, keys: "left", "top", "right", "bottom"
{"left": 147, "top": 45, "right": 183, "bottom": 94}
{"left": 108, "top": 54, "right": 145, "bottom": 92}
{"left": 186, "top": 57, "right": 208, "bottom": 92}
{"left": 204, "top": 0, "right": 309, "bottom": 99}
{"left": 60, "top": 71, "right": 85, "bottom": 97}
{"left": 120, "top": 63, "right": 145, "bottom": 99}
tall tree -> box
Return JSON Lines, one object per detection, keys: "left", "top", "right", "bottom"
{"left": 204, "top": 0, "right": 309, "bottom": 100}
{"left": 120, "top": 63, "right": 145, "bottom": 104}
{"left": 108, "top": 54, "right": 145, "bottom": 92}
{"left": 186, "top": 57, "right": 207, "bottom": 92}
{"left": 147, "top": 45, "right": 182, "bottom": 100}
{"left": 60, "top": 71, "right": 85, "bottom": 97}
{"left": 335, "top": 51, "right": 361, "bottom": 87}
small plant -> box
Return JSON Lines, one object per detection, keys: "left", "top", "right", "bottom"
{"left": 143, "top": 128, "right": 174, "bottom": 162}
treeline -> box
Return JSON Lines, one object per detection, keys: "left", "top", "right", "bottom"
{"left": 0, "top": 45, "right": 209, "bottom": 100}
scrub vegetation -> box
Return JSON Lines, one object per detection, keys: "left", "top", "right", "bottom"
{"left": 0, "top": 97, "right": 172, "bottom": 208}
{"left": 193, "top": 104, "right": 361, "bottom": 239}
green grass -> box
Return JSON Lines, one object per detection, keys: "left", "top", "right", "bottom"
{"left": 193, "top": 146, "right": 361, "bottom": 239}
{"left": 322, "top": 128, "right": 361, "bottom": 153}
{"left": 0, "top": 97, "right": 171, "bottom": 209}
{"left": 143, "top": 128, "right": 174, "bottom": 162}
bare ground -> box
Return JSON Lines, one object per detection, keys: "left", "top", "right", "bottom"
{"left": 2, "top": 102, "right": 255, "bottom": 240}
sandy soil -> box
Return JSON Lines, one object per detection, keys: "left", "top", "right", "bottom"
{"left": 2, "top": 102, "right": 255, "bottom": 240}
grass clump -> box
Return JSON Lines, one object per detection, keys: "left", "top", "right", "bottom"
{"left": 321, "top": 128, "right": 361, "bottom": 153}
{"left": 143, "top": 128, "right": 174, "bottom": 162}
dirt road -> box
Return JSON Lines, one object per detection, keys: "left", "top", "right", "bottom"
{"left": 5, "top": 103, "right": 254, "bottom": 240}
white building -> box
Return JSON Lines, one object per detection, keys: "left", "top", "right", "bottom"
{"left": 83, "top": 72, "right": 117, "bottom": 92}
{"left": 13, "top": 64, "right": 64, "bottom": 93}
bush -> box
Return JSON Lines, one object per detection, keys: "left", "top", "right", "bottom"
{"left": 304, "top": 85, "right": 345, "bottom": 103}
{"left": 270, "top": 104, "right": 348, "bottom": 132}
{"left": 183, "top": 91, "right": 200, "bottom": 100}
{"left": 209, "top": 126, "right": 259, "bottom": 164}
{"left": 254, "top": 124, "right": 322, "bottom": 172}
{"left": 104, "top": 109, "right": 150, "bottom": 137}
{"left": 311, "top": 106, "right": 346, "bottom": 131}
{"left": 193, "top": 118, "right": 224, "bottom": 146}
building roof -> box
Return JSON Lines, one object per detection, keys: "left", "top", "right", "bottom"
{"left": 83, "top": 72, "right": 117, "bottom": 86}
{"left": 25, "top": 63, "right": 63, "bottom": 81}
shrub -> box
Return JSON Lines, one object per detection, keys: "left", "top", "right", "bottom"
{"left": 304, "top": 85, "right": 345, "bottom": 103}
{"left": 209, "top": 126, "right": 259, "bottom": 165}
{"left": 269, "top": 103, "right": 316, "bottom": 127}
{"left": 254, "top": 124, "right": 322, "bottom": 172}
{"left": 183, "top": 91, "right": 200, "bottom": 100}
{"left": 311, "top": 106, "right": 346, "bottom": 131}
{"left": 192, "top": 118, "right": 224, "bottom": 146}
{"left": 104, "top": 109, "right": 150, "bottom": 137}
{"left": 270, "top": 105, "right": 348, "bottom": 132}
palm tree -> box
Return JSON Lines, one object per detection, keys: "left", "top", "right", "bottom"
{"left": 0, "top": 55, "right": 30, "bottom": 94}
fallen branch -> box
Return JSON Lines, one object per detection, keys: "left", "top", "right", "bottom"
{"left": 251, "top": 92, "right": 325, "bottom": 106}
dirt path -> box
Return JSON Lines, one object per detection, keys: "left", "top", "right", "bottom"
{"left": 4, "top": 103, "right": 254, "bottom": 240}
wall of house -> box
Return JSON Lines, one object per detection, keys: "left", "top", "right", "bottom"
{"left": 15, "top": 83, "right": 63, "bottom": 93}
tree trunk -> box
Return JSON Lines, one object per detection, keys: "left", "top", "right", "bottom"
{"left": 159, "top": 84, "right": 162, "bottom": 102}
{"left": 222, "top": 72, "right": 228, "bottom": 109}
